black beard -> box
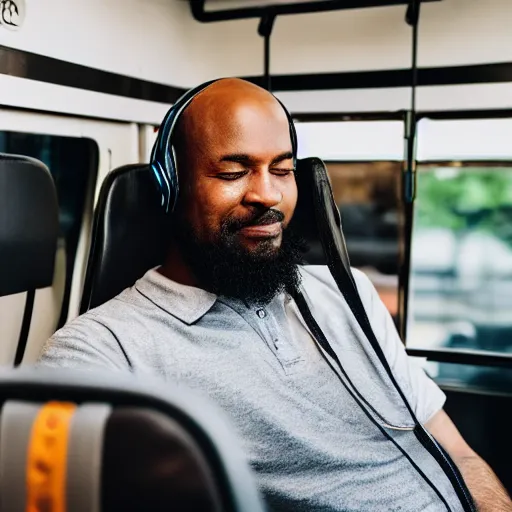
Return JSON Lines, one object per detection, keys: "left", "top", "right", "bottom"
{"left": 174, "top": 212, "right": 307, "bottom": 305}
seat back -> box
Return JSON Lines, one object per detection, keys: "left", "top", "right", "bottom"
{"left": 0, "top": 153, "right": 60, "bottom": 365}
{"left": 0, "top": 368, "right": 264, "bottom": 512}
{"left": 80, "top": 164, "right": 169, "bottom": 314}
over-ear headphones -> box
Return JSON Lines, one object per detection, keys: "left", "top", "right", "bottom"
{"left": 149, "top": 78, "right": 298, "bottom": 213}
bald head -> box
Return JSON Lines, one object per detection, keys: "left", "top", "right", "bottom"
{"left": 185, "top": 77, "right": 283, "bottom": 123}
{"left": 173, "top": 78, "right": 292, "bottom": 178}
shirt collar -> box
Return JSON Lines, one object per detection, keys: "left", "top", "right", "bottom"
{"left": 134, "top": 267, "right": 217, "bottom": 325}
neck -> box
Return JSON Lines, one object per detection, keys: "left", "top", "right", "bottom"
{"left": 158, "top": 246, "right": 199, "bottom": 288}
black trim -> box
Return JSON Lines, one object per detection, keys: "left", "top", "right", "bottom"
{"left": 0, "top": 102, "right": 139, "bottom": 124}
{"left": 292, "top": 112, "right": 406, "bottom": 122}
{"left": 0, "top": 45, "right": 186, "bottom": 103}
{"left": 418, "top": 108, "right": 512, "bottom": 120}
{"left": 406, "top": 348, "right": 512, "bottom": 369}
{"left": 1, "top": 45, "right": 512, "bottom": 107}
{"left": 292, "top": 109, "right": 512, "bottom": 123}
{"left": 245, "top": 62, "right": 512, "bottom": 91}
{"left": 14, "top": 289, "right": 35, "bottom": 366}
{"left": 190, "top": 0, "right": 440, "bottom": 22}
{"left": 436, "top": 384, "right": 512, "bottom": 399}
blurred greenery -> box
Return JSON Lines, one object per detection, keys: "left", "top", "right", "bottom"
{"left": 416, "top": 167, "right": 512, "bottom": 246}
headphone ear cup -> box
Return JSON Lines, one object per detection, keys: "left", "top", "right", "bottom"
{"left": 149, "top": 79, "right": 220, "bottom": 213}
{"left": 150, "top": 123, "right": 179, "bottom": 213}
{"left": 150, "top": 161, "right": 170, "bottom": 211}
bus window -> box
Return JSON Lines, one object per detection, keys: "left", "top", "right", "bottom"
{"left": 0, "top": 132, "right": 98, "bottom": 327}
{"left": 294, "top": 121, "right": 403, "bottom": 320}
{"left": 408, "top": 163, "right": 512, "bottom": 359}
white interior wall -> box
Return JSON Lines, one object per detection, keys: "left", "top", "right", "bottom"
{"left": 0, "top": 0, "right": 204, "bottom": 86}
{"left": 296, "top": 121, "right": 405, "bottom": 160}
{"left": 294, "top": 118, "right": 512, "bottom": 161}
{"left": 191, "top": 0, "right": 512, "bottom": 80}
{"left": 0, "top": 0, "right": 511, "bottom": 118}
{"left": 276, "top": 82, "right": 512, "bottom": 114}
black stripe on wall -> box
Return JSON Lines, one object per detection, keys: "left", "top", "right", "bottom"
{"left": 0, "top": 45, "right": 186, "bottom": 103}
{"left": 291, "top": 109, "right": 512, "bottom": 123}
{"left": 245, "top": 62, "right": 512, "bottom": 91}
{"left": 1, "top": 45, "right": 511, "bottom": 102}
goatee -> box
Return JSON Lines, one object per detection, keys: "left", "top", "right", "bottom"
{"left": 175, "top": 211, "right": 308, "bottom": 305}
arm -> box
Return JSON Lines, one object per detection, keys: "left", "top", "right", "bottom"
{"left": 351, "top": 269, "right": 511, "bottom": 510}
{"left": 426, "top": 409, "right": 512, "bottom": 512}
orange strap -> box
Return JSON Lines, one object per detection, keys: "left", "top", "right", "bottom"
{"left": 26, "top": 402, "right": 77, "bottom": 512}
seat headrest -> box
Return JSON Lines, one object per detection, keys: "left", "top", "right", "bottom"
{"left": 0, "top": 368, "right": 264, "bottom": 512}
{"left": 0, "top": 154, "right": 59, "bottom": 297}
{"left": 0, "top": 402, "right": 222, "bottom": 511}
{"left": 290, "top": 157, "right": 352, "bottom": 275}
{"left": 80, "top": 164, "right": 170, "bottom": 313}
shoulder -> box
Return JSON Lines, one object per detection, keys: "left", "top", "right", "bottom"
{"left": 38, "top": 285, "right": 152, "bottom": 370}
{"left": 299, "top": 265, "right": 377, "bottom": 308}
{"left": 71, "top": 270, "right": 168, "bottom": 332}
{"left": 66, "top": 288, "right": 146, "bottom": 335}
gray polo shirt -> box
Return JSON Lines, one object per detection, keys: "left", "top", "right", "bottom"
{"left": 39, "top": 266, "right": 459, "bottom": 511}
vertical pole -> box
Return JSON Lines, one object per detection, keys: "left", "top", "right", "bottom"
{"left": 258, "top": 12, "right": 276, "bottom": 92}
{"left": 399, "top": 0, "right": 421, "bottom": 343}
{"left": 264, "top": 29, "right": 271, "bottom": 91}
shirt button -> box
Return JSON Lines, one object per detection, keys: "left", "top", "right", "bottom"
{"left": 256, "top": 309, "right": 266, "bottom": 319}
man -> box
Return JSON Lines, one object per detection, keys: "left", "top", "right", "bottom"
{"left": 39, "top": 78, "right": 511, "bottom": 511}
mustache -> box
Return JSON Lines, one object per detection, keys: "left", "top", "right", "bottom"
{"left": 225, "top": 209, "right": 285, "bottom": 232}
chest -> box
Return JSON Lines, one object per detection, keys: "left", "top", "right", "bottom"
{"left": 138, "top": 301, "right": 382, "bottom": 436}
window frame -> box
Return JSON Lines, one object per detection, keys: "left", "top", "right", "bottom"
{"left": 286, "top": 113, "right": 512, "bottom": 370}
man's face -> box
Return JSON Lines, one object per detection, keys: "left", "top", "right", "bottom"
{"left": 176, "top": 99, "right": 298, "bottom": 258}
{"left": 170, "top": 84, "right": 303, "bottom": 303}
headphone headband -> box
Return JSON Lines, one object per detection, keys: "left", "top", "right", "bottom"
{"left": 150, "top": 78, "right": 298, "bottom": 213}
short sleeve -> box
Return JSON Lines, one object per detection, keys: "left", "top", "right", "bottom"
{"left": 352, "top": 269, "right": 446, "bottom": 425}
{"left": 37, "top": 313, "right": 131, "bottom": 372}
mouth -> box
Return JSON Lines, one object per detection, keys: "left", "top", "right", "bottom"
{"left": 239, "top": 222, "right": 282, "bottom": 239}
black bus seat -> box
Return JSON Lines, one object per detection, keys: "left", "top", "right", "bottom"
{"left": 0, "top": 367, "right": 264, "bottom": 511}
{"left": 0, "top": 153, "right": 59, "bottom": 365}
{"left": 79, "top": 164, "right": 169, "bottom": 313}
{"left": 79, "top": 158, "right": 353, "bottom": 312}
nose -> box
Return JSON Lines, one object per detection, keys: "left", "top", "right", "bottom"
{"left": 242, "top": 170, "right": 283, "bottom": 209}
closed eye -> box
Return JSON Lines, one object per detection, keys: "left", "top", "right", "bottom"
{"left": 216, "top": 171, "right": 248, "bottom": 181}
{"left": 271, "top": 168, "right": 295, "bottom": 176}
